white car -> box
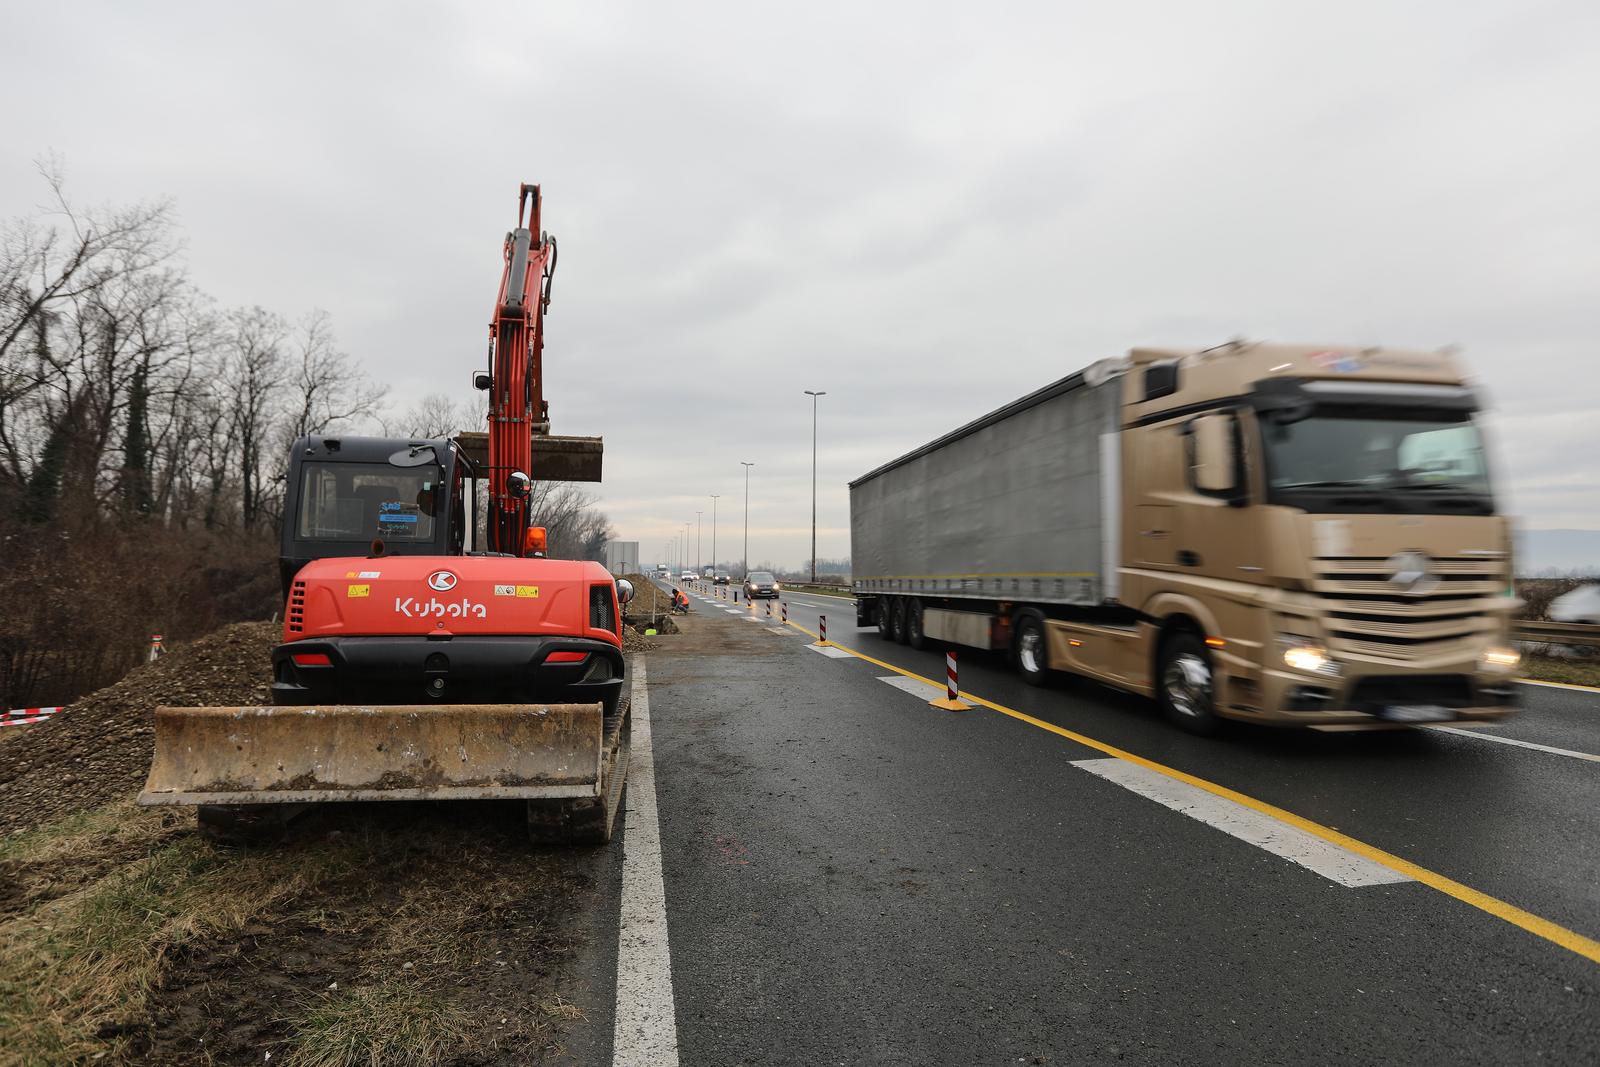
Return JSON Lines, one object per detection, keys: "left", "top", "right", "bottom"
{"left": 681, "top": 571, "right": 697, "bottom": 582}
{"left": 1549, "top": 584, "right": 1600, "bottom": 624}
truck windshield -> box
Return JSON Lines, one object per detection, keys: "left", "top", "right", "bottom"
{"left": 1262, "top": 412, "right": 1493, "bottom": 514}
{"left": 295, "top": 462, "right": 443, "bottom": 542}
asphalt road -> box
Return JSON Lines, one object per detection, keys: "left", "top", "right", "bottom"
{"left": 572, "top": 578, "right": 1599, "bottom": 1065}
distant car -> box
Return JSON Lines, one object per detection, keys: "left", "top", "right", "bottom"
{"left": 682, "top": 571, "right": 697, "bottom": 583}
{"left": 714, "top": 569, "right": 731, "bottom": 584}
{"left": 1549, "top": 584, "right": 1600, "bottom": 624}
{"left": 744, "top": 571, "right": 781, "bottom": 599}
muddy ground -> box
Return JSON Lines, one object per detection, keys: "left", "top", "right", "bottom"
{"left": 0, "top": 615, "right": 663, "bottom": 1066}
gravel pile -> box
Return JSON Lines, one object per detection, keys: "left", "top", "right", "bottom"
{"left": 0, "top": 622, "right": 278, "bottom": 833}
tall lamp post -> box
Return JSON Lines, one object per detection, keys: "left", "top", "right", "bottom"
{"left": 695, "top": 511, "right": 703, "bottom": 573}
{"left": 684, "top": 523, "right": 691, "bottom": 575}
{"left": 804, "top": 390, "right": 827, "bottom": 584}
{"left": 710, "top": 494, "right": 720, "bottom": 572}
{"left": 741, "top": 461, "right": 755, "bottom": 579}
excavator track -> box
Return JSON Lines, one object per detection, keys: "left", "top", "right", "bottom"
{"left": 526, "top": 667, "right": 631, "bottom": 845}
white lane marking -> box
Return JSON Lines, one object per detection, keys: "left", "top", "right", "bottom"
{"left": 765, "top": 627, "right": 791, "bottom": 635}
{"left": 742, "top": 616, "right": 763, "bottom": 623}
{"left": 613, "top": 660, "right": 680, "bottom": 1067}
{"left": 1070, "top": 758, "right": 1412, "bottom": 889}
{"left": 1519, "top": 679, "right": 1600, "bottom": 698}
{"left": 1423, "top": 725, "right": 1600, "bottom": 763}
{"left": 878, "top": 675, "right": 938, "bottom": 697}
{"left": 723, "top": 609, "right": 742, "bottom": 615}
{"left": 806, "top": 644, "right": 853, "bottom": 658}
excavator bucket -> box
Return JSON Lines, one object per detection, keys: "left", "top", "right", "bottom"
{"left": 138, "top": 703, "right": 605, "bottom": 806}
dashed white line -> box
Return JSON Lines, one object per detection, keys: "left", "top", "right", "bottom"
{"left": 1423, "top": 725, "right": 1600, "bottom": 763}
{"left": 878, "top": 675, "right": 938, "bottom": 697}
{"left": 806, "top": 644, "right": 854, "bottom": 659}
{"left": 613, "top": 660, "right": 680, "bottom": 1067}
{"left": 1070, "top": 758, "right": 1412, "bottom": 889}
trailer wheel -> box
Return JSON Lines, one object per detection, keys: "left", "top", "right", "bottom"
{"left": 886, "top": 598, "right": 907, "bottom": 644}
{"left": 906, "top": 599, "right": 929, "bottom": 650}
{"left": 1158, "top": 632, "right": 1223, "bottom": 736}
{"left": 1014, "top": 613, "right": 1049, "bottom": 687}
{"left": 877, "top": 597, "right": 894, "bottom": 640}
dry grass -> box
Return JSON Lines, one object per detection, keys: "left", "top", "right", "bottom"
{"left": 1521, "top": 655, "right": 1600, "bottom": 688}
{"left": 0, "top": 811, "right": 375, "bottom": 1067}
{"left": 280, "top": 982, "right": 474, "bottom": 1067}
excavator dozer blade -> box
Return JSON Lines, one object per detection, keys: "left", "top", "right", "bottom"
{"left": 138, "top": 703, "right": 604, "bottom": 806}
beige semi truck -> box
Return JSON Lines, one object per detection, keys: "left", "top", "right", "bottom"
{"left": 850, "top": 341, "right": 1521, "bottom": 734}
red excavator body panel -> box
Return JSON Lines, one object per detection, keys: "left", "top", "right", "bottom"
{"left": 284, "top": 556, "right": 622, "bottom": 646}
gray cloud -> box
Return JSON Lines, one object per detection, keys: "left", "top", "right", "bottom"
{"left": 5, "top": 0, "right": 1598, "bottom": 568}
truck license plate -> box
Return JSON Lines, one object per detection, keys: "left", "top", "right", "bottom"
{"left": 1378, "top": 704, "right": 1453, "bottom": 724}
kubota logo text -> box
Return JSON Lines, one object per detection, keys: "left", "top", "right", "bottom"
{"left": 427, "top": 570, "right": 458, "bottom": 592}
{"left": 394, "top": 597, "right": 487, "bottom": 619}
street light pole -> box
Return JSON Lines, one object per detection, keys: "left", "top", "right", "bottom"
{"left": 804, "top": 390, "right": 827, "bottom": 584}
{"left": 695, "top": 511, "right": 703, "bottom": 572}
{"left": 710, "top": 495, "right": 720, "bottom": 572}
{"left": 741, "top": 461, "right": 754, "bottom": 578}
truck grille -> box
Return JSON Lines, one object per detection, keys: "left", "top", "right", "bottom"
{"left": 1312, "top": 557, "right": 1502, "bottom": 660}
{"left": 589, "top": 584, "right": 616, "bottom": 633}
{"left": 288, "top": 580, "right": 306, "bottom": 634}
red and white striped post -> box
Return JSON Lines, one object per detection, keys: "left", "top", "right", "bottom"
{"left": 930, "top": 650, "right": 971, "bottom": 711}
{"left": 781, "top": 601, "right": 788, "bottom": 624}
{"left": 819, "top": 615, "right": 827, "bottom": 644}
{"left": 765, "top": 600, "right": 772, "bottom": 618}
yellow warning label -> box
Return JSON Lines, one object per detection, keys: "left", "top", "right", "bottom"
{"left": 347, "top": 584, "right": 370, "bottom": 598}
{"left": 516, "top": 585, "right": 539, "bottom": 598}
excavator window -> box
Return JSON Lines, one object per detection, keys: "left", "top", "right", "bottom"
{"left": 295, "top": 462, "right": 442, "bottom": 543}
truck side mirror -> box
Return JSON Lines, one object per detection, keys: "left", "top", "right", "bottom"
{"left": 1190, "top": 413, "right": 1244, "bottom": 502}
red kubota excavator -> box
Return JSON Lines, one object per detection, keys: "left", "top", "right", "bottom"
{"left": 140, "top": 184, "right": 633, "bottom": 842}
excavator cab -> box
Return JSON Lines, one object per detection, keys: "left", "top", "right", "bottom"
{"left": 279, "top": 435, "right": 478, "bottom": 600}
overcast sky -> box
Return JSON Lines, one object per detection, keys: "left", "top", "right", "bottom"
{"left": 4, "top": 0, "right": 1598, "bottom": 569}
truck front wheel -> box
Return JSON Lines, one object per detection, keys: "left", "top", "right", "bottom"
{"left": 1014, "top": 613, "right": 1049, "bottom": 687}
{"left": 1158, "top": 633, "right": 1223, "bottom": 736}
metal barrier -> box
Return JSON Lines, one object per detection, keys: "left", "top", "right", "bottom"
{"left": 1513, "top": 621, "right": 1600, "bottom": 648}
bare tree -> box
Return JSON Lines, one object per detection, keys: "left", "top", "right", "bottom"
{"left": 282, "top": 309, "right": 387, "bottom": 441}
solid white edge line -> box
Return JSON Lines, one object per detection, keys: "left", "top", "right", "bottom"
{"left": 1070, "top": 758, "right": 1412, "bottom": 888}
{"left": 1423, "top": 724, "right": 1600, "bottom": 763}
{"left": 612, "top": 660, "right": 680, "bottom": 1067}
{"left": 806, "top": 644, "right": 854, "bottom": 658}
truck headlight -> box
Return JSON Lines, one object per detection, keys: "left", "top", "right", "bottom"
{"left": 1480, "top": 646, "right": 1521, "bottom": 672}
{"left": 1278, "top": 635, "right": 1340, "bottom": 677}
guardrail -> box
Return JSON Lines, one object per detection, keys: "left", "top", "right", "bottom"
{"left": 1513, "top": 620, "right": 1600, "bottom": 648}
{"left": 783, "top": 583, "right": 853, "bottom": 596}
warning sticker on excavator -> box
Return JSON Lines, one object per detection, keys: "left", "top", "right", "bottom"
{"left": 345, "top": 570, "right": 382, "bottom": 579}
{"left": 347, "top": 584, "right": 371, "bottom": 598}
{"left": 517, "top": 586, "right": 539, "bottom": 598}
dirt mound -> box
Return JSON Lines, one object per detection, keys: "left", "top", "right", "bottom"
{"left": 0, "top": 622, "right": 278, "bottom": 834}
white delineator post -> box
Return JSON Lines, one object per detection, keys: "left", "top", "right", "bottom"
{"left": 930, "top": 650, "right": 971, "bottom": 712}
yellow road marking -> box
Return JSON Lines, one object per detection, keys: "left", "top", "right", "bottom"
{"left": 783, "top": 620, "right": 1600, "bottom": 966}
{"left": 1520, "top": 678, "right": 1600, "bottom": 696}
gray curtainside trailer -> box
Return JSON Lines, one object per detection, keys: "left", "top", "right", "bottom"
{"left": 850, "top": 367, "right": 1123, "bottom": 629}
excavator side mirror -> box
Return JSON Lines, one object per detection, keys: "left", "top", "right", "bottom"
{"left": 473, "top": 371, "right": 491, "bottom": 391}
{"left": 507, "top": 471, "right": 531, "bottom": 498}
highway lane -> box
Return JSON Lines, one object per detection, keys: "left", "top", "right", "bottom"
{"left": 746, "top": 585, "right": 1600, "bottom": 952}
{"left": 611, "top": 583, "right": 1598, "bottom": 1065}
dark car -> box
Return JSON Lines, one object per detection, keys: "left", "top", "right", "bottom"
{"left": 714, "top": 569, "right": 731, "bottom": 584}
{"left": 744, "top": 571, "right": 781, "bottom": 599}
